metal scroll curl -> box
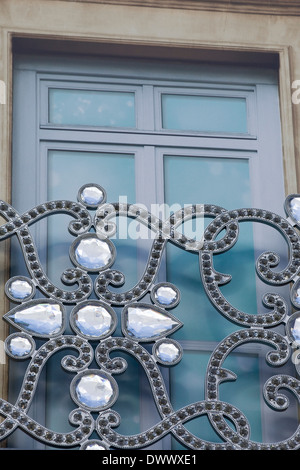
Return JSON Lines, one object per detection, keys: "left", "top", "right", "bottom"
{"left": 1, "top": 183, "right": 300, "bottom": 450}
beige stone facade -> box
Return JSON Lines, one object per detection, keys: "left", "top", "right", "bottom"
{"left": 0, "top": 0, "right": 300, "bottom": 406}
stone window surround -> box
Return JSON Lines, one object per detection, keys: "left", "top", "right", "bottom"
{"left": 48, "top": 0, "right": 300, "bottom": 16}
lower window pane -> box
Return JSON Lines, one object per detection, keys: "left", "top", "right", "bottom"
{"left": 164, "top": 155, "right": 255, "bottom": 342}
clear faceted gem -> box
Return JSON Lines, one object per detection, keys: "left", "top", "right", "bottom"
{"left": 74, "top": 305, "right": 113, "bottom": 337}
{"left": 125, "top": 306, "right": 180, "bottom": 339}
{"left": 8, "top": 303, "right": 63, "bottom": 336}
{"left": 289, "top": 197, "right": 300, "bottom": 222}
{"left": 84, "top": 443, "right": 106, "bottom": 450}
{"left": 290, "top": 316, "right": 300, "bottom": 344}
{"left": 291, "top": 278, "right": 300, "bottom": 307}
{"left": 75, "top": 237, "right": 113, "bottom": 270}
{"left": 156, "top": 341, "right": 180, "bottom": 363}
{"left": 81, "top": 186, "right": 104, "bottom": 206}
{"left": 154, "top": 286, "right": 178, "bottom": 306}
{"left": 74, "top": 373, "right": 114, "bottom": 409}
{"left": 8, "top": 279, "right": 33, "bottom": 300}
{"left": 292, "top": 287, "right": 300, "bottom": 307}
{"left": 7, "top": 336, "right": 32, "bottom": 357}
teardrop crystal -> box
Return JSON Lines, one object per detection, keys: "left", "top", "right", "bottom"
{"left": 123, "top": 304, "right": 182, "bottom": 341}
{"left": 5, "top": 301, "right": 64, "bottom": 337}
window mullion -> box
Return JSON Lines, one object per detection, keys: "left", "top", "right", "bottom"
{"left": 141, "top": 85, "right": 155, "bottom": 131}
{"left": 134, "top": 145, "right": 157, "bottom": 279}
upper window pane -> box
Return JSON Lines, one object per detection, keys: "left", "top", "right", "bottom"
{"left": 48, "top": 88, "right": 136, "bottom": 128}
{"left": 161, "top": 94, "right": 248, "bottom": 134}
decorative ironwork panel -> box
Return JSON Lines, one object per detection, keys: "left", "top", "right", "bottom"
{"left": 1, "top": 184, "right": 300, "bottom": 450}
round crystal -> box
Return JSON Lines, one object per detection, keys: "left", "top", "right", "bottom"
{"left": 74, "top": 304, "right": 113, "bottom": 338}
{"left": 292, "top": 287, "right": 300, "bottom": 307}
{"left": 7, "top": 336, "right": 32, "bottom": 357}
{"left": 83, "top": 442, "right": 106, "bottom": 450}
{"left": 74, "top": 236, "right": 113, "bottom": 270}
{"left": 154, "top": 286, "right": 178, "bottom": 306}
{"left": 74, "top": 372, "right": 115, "bottom": 410}
{"left": 289, "top": 197, "right": 300, "bottom": 222}
{"left": 289, "top": 315, "right": 300, "bottom": 345}
{"left": 8, "top": 279, "right": 33, "bottom": 300}
{"left": 156, "top": 341, "right": 181, "bottom": 363}
{"left": 80, "top": 186, "right": 104, "bottom": 206}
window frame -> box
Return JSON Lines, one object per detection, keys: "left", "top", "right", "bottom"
{"left": 8, "top": 52, "right": 296, "bottom": 449}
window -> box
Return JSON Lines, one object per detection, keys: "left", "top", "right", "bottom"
{"left": 4, "top": 52, "right": 297, "bottom": 449}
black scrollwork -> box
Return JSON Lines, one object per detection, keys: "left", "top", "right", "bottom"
{"left": 0, "top": 199, "right": 93, "bottom": 303}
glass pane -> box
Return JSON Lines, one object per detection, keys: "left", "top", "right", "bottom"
{"left": 47, "top": 150, "right": 137, "bottom": 291}
{"left": 46, "top": 150, "right": 140, "bottom": 436}
{"left": 164, "top": 155, "right": 255, "bottom": 343}
{"left": 48, "top": 88, "right": 136, "bottom": 128}
{"left": 164, "top": 154, "right": 265, "bottom": 449}
{"left": 161, "top": 94, "right": 247, "bottom": 133}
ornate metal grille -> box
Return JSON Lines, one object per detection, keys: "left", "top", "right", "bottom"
{"left": 1, "top": 183, "right": 300, "bottom": 450}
